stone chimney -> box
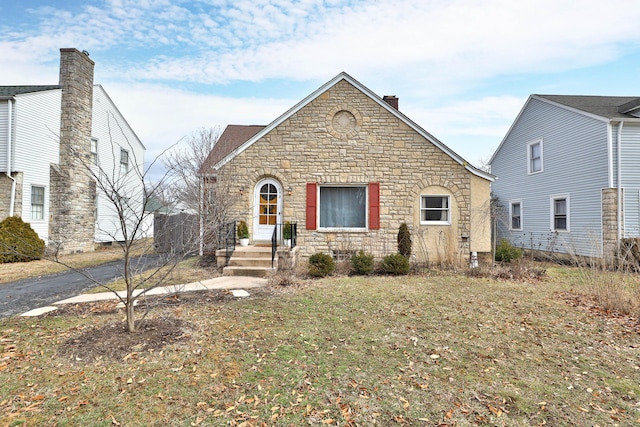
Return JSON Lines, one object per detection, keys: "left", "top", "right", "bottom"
{"left": 383, "top": 95, "right": 399, "bottom": 110}
{"left": 49, "top": 48, "right": 96, "bottom": 253}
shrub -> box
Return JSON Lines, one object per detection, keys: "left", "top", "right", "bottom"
{"left": 237, "top": 220, "right": 249, "bottom": 239}
{"left": 308, "top": 252, "right": 335, "bottom": 277}
{"left": 0, "top": 216, "right": 45, "bottom": 263}
{"left": 379, "top": 253, "right": 410, "bottom": 275}
{"left": 351, "top": 250, "right": 374, "bottom": 275}
{"left": 616, "top": 238, "right": 640, "bottom": 271}
{"left": 494, "top": 239, "right": 522, "bottom": 263}
{"left": 397, "top": 223, "right": 412, "bottom": 257}
{"left": 283, "top": 221, "right": 292, "bottom": 240}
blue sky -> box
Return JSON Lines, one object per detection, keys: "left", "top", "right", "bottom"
{"left": 1, "top": 0, "right": 639, "bottom": 171}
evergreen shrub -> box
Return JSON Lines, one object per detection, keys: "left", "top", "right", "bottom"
{"left": 308, "top": 252, "right": 335, "bottom": 277}
{"left": 379, "top": 253, "right": 410, "bottom": 275}
{"left": 0, "top": 216, "right": 45, "bottom": 263}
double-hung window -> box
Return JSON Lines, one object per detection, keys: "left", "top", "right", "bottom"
{"left": 120, "top": 149, "right": 129, "bottom": 174}
{"left": 510, "top": 200, "right": 522, "bottom": 230}
{"left": 90, "top": 138, "right": 98, "bottom": 164}
{"left": 551, "top": 195, "right": 569, "bottom": 231}
{"left": 31, "top": 186, "right": 45, "bottom": 220}
{"left": 319, "top": 186, "right": 366, "bottom": 229}
{"left": 528, "top": 139, "right": 543, "bottom": 174}
{"left": 420, "top": 195, "right": 450, "bottom": 225}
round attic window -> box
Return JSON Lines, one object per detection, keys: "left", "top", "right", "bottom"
{"left": 332, "top": 111, "right": 356, "bottom": 133}
{"left": 328, "top": 109, "right": 361, "bottom": 139}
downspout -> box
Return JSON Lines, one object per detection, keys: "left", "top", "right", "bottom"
{"left": 617, "top": 121, "right": 624, "bottom": 243}
{"left": 5, "top": 98, "right": 16, "bottom": 217}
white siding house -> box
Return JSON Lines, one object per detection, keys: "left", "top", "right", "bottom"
{"left": 0, "top": 48, "right": 146, "bottom": 252}
{"left": 92, "top": 85, "right": 147, "bottom": 242}
{"left": 490, "top": 95, "right": 640, "bottom": 258}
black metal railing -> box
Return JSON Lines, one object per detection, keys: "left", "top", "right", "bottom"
{"left": 271, "top": 221, "right": 298, "bottom": 268}
{"left": 219, "top": 220, "right": 236, "bottom": 266}
{"left": 291, "top": 222, "right": 297, "bottom": 249}
{"left": 271, "top": 224, "right": 278, "bottom": 268}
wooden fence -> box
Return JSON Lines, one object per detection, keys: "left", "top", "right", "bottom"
{"left": 153, "top": 212, "right": 198, "bottom": 254}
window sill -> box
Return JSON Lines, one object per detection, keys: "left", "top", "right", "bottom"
{"left": 420, "top": 221, "right": 451, "bottom": 226}
{"left": 317, "top": 228, "right": 368, "bottom": 233}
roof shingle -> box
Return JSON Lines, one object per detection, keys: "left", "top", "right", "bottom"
{"left": 536, "top": 95, "right": 640, "bottom": 120}
{"left": 0, "top": 85, "right": 61, "bottom": 96}
{"left": 198, "top": 125, "right": 266, "bottom": 175}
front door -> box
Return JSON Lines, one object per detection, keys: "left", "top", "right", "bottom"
{"left": 253, "top": 179, "right": 282, "bottom": 241}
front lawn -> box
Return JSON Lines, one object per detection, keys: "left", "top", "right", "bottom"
{"left": 1, "top": 269, "right": 639, "bottom": 426}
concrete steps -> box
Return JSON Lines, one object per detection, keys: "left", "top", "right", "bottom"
{"left": 222, "top": 245, "right": 277, "bottom": 277}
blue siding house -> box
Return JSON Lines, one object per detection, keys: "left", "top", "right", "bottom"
{"left": 490, "top": 95, "right": 640, "bottom": 259}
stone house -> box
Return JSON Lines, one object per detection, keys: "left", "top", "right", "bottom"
{"left": 0, "top": 48, "right": 146, "bottom": 253}
{"left": 490, "top": 94, "right": 640, "bottom": 259}
{"left": 199, "top": 72, "right": 494, "bottom": 266}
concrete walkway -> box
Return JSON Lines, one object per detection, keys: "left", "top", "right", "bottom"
{"left": 20, "top": 276, "right": 268, "bottom": 317}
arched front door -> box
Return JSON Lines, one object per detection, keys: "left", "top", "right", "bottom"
{"left": 253, "top": 179, "right": 282, "bottom": 241}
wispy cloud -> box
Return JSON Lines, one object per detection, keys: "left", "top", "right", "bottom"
{"left": 1, "top": 0, "right": 638, "bottom": 168}
{"left": 6, "top": 0, "right": 639, "bottom": 89}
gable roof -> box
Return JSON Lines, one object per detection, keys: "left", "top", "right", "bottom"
{"left": 490, "top": 94, "right": 640, "bottom": 165}
{"left": 201, "top": 72, "right": 493, "bottom": 181}
{"left": 199, "top": 125, "right": 266, "bottom": 176}
{"left": 0, "top": 85, "right": 61, "bottom": 97}
{"left": 534, "top": 95, "right": 640, "bottom": 121}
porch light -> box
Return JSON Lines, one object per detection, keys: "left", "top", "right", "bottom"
{"left": 239, "top": 186, "right": 244, "bottom": 195}
{"left": 287, "top": 186, "right": 293, "bottom": 195}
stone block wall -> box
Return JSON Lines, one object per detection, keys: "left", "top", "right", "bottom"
{"left": 217, "top": 79, "right": 491, "bottom": 264}
{"left": 602, "top": 187, "right": 622, "bottom": 260}
{"left": 48, "top": 48, "right": 96, "bottom": 253}
{"left": 0, "top": 172, "right": 23, "bottom": 220}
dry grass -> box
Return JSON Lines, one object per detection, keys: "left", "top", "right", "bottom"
{"left": 1, "top": 266, "right": 640, "bottom": 426}
{"left": 551, "top": 264, "right": 640, "bottom": 319}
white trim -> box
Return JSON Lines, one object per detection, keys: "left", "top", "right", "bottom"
{"left": 90, "top": 137, "right": 98, "bottom": 165}
{"left": 607, "top": 122, "right": 613, "bottom": 188}
{"left": 550, "top": 193, "right": 570, "bottom": 232}
{"left": 317, "top": 184, "right": 368, "bottom": 231}
{"left": 527, "top": 138, "right": 543, "bottom": 175}
{"left": 253, "top": 178, "right": 283, "bottom": 241}
{"left": 532, "top": 95, "right": 611, "bottom": 123}
{"left": 419, "top": 194, "right": 451, "bottom": 226}
{"left": 509, "top": 199, "right": 523, "bottom": 231}
{"left": 30, "top": 185, "right": 46, "bottom": 221}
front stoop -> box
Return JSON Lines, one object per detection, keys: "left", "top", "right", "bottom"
{"left": 222, "top": 245, "right": 277, "bottom": 277}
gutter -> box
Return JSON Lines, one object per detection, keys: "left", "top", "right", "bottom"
{"left": 5, "top": 98, "right": 16, "bottom": 216}
{"left": 617, "top": 121, "right": 624, "bottom": 243}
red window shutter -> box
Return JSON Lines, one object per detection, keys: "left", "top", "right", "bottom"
{"left": 369, "top": 182, "right": 380, "bottom": 230}
{"left": 306, "top": 183, "right": 317, "bottom": 230}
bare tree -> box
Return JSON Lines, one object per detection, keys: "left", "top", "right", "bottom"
{"left": 163, "top": 126, "right": 221, "bottom": 213}
{"left": 199, "top": 170, "right": 238, "bottom": 256}
{"left": 49, "top": 115, "right": 191, "bottom": 333}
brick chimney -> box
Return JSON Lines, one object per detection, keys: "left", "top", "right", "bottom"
{"left": 49, "top": 48, "right": 96, "bottom": 253}
{"left": 383, "top": 95, "right": 398, "bottom": 110}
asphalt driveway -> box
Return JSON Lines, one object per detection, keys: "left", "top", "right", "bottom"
{"left": 0, "top": 255, "right": 161, "bottom": 318}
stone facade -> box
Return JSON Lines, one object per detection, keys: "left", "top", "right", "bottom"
{"left": 0, "top": 172, "right": 23, "bottom": 219}
{"left": 215, "top": 78, "right": 492, "bottom": 265}
{"left": 48, "top": 48, "right": 96, "bottom": 253}
{"left": 602, "top": 187, "right": 622, "bottom": 260}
